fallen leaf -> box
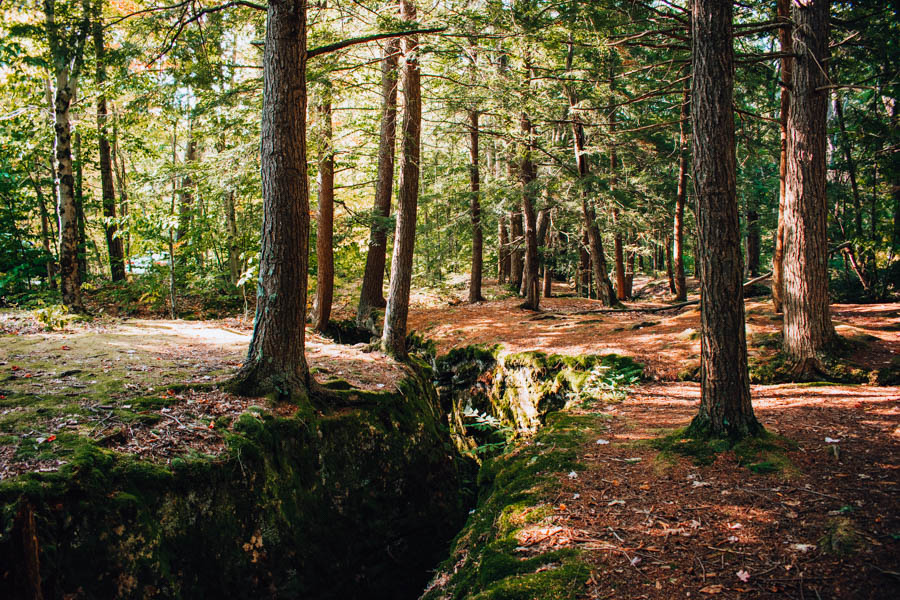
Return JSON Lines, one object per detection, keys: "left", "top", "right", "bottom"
{"left": 736, "top": 569, "right": 750, "bottom": 582}
{"left": 700, "top": 584, "right": 724, "bottom": 594}
{"left": 47, "top": 435, "right": 56, "bottom": 442}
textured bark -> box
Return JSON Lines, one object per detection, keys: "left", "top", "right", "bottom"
{"left": 688, "top": 0, "right": 760, "bottom": 439}
{"left": 92, "top": 0, "right": 125, "bottom": 282}
{"left": 313, "top": 95, "right": 335, "bottom": 332}
{"left": 468, "top": 110, "right": 484, "bottom": 303}
{"left": 509, "top": 210, "right": 523, "bottom": 290}
{"left": 381, "top": 0, "right": 421, "bottom": 358}
{"left": 50, "top": 66, "right": 84, "bottom": 309}
{"left": 673, "top": 83, "right": 690, "bottom": 301}
{"left": 772, "top": 0, "right": 792, "bottom": 313}
{"left": 519, "top": 113, "right": 540, "bottom": 310}
{"left": 782, "top": 0, "right": 836, "bottom": 370}
{"left": 357, "top": 37, "right": 400, "bottom": 325}
{"left": 229, "top": 0, "right": 313, "bottom": 401}
{"left": 498, "top": 216, "right": 510, "bottom": 283}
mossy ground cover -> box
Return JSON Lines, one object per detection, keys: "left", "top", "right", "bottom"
{"left": 422, "top": 411, "right": 600, "bottom": 600}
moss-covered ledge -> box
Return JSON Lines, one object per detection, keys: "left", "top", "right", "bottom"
{"left": 421, "top": 411, "right": 602, "bottom": 600}
{"left": 424, "top": 347, "right": 643, "bottom": 599}
{"left": 0, "top": 363, "right": 469, "bottom": 600}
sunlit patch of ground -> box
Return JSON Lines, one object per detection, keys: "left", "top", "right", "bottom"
{"left": 0, "top": 313, "right": 405, "bottom": 478}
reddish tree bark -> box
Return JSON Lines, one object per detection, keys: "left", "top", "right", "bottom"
{"left": 782, "top": 0, "right": 836, "bottom": 372}
{"left": 688, "top": 0, "right": 761, "bottom": 439}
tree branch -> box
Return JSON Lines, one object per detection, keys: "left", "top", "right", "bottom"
{"left": 307, "top": 27, "right": 446, "bottom": 58}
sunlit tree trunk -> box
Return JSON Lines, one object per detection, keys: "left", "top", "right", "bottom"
{"left": 357, "top": 37, "right": 400, "bottom": 325}
{"left": 688, "top": 0, "right": 760, "bottom": 439}
{"left": 782, "top": 0, "right": 836, "bottom": 372}
{"left": 229, "top": 0, "right": 314, "bottom": 401}
{"left": 382, "top": 0, "right": 421, "bottom": 358}
{"left": 772, "top": 0, "right": 792, "bottom": 313}
{"left": 313, "top": 91, "right": 335, "bottom": 332}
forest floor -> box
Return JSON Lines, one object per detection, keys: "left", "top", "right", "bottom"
{"left": 2, "top": 278, "right": 899, "bottom": 598}
{"left": 406, "top": 278, "right": 900, "bottom": 599}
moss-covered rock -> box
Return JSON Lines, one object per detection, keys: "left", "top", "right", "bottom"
{"left": 434, "top": 347, "right": 641, "bottom": 454}
{"left": 0, "top": 364, "right": 468, "bottom": 600}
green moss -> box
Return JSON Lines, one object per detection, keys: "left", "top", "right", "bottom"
{"left": 1, "top": 363, "right": 468, "bottom": 599}
{"left": 819, "top": 517, "right": 861, "bottom": 555}
{"left": 650, "top": 427, "right": 796, "bottom": 474}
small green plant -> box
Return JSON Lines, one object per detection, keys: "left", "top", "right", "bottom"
{"left": 462, "top": 403, "right": 515, "bottom": 455}
{"left": 570, "top": 363, "right": 641, "bottom": 405}
{"left": 32, "top": 303, "right": 76, "bottom": 331}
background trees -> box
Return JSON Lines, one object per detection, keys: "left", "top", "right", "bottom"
{"left": 0, "top": 0, "right": 897, "bottom": 399}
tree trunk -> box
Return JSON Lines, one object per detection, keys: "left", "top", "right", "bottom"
{"left": 498, "top": 216, "right": 510, "bottom": 283}
{"left": 746, "top": 201, "right": 760, "bottom": 277}
{"left": 673, "top": 82, "right": 689, "bottom": 300}
{"left": 579, "top": 228, "right": 591, "bottom": 298}
{"left": 772, "top": 0, "right": 792, "bottom": 313}
{"left": 624, "top": 245, "right": 635, "bottom": 298}
{"left": 782, "top": 0, "right": 836, "bottom": 371}
{"left": 73, "top": 131, "right": 88, "bottom": 284}
{"left": 468, "top": 109, "right": 484, "bottom": 302}
{"left": 313, "top": 94, "right": 335, "bottom": 332}
{"left": 229, "top": 0, "right": 314, "bottom": 401}
{"left": 834, "top": 95, "right": 864, "bottom": 239}
{"left": 92, "top": 2, "right": 125, "bottom": 283}
{"left": 176, "top": 133, "right": 197, "bottom": 243}
{"left": 519, "top": 113, "right": 540, "bottom": 310}
{"left": 357, "top": 37, "right": 400, "bottom": 325}
{"left": 381, "top": 0, "right": 421, "bottom": 358}
{"left": 565, "top": 50, "right": 616, "bottom": 307}
{"left": 224, "top": 190, "right": 240, "bottom": 284}
{"left": 31, "top": 172, "right": 57, "bottom": 288}
{"left": 111, "top": 108, "right": 131, "bottom": 264}
{"left": 688, "top": 0, "right": 760, "bottom": 440}
{"left": 52, "top": 66, "right": 85, "bottom": 311}
{"left": 665, "top": 235, "right": 676, "bottom": 294}
{"left": 510, "top": 210, "right": 523, "bottom": 290}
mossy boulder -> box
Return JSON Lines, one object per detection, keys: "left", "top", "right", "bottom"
{"left": 0, "top": 364, "right": 468, "bottom": 600}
